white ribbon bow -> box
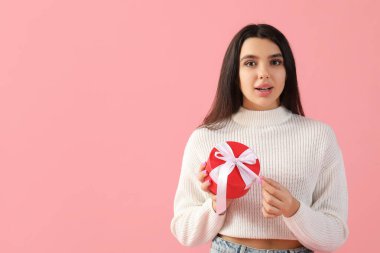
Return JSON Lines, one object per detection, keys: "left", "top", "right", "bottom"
{"left": 209, "top": 142, "right": 260, "bottom": 214}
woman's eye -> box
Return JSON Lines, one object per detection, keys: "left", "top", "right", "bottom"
{"left": 245, "top": 60, "right": 282, "bottom": 67}
{"left": 271, "top": 59, "right": 283, "bottom": 65}
{"left": 245, "top": 61, "right": 256, "bottom": 67}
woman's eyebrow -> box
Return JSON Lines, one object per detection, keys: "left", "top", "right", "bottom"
{"left": 240, "top": 53, "right": 283, "bottom": 62}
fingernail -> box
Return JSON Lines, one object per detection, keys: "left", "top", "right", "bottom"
{"left": 202, "top": 161, "right": 207, "bottom": 166}
{"left": 202, "top": 169, "right": 208, "bottom": 176}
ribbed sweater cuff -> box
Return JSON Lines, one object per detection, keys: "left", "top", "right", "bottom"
{"left": 172, "top": 198, "right": 227, "bottom": 246}
{"left": 282, "top": 201, "right": 317, "bottom": 249}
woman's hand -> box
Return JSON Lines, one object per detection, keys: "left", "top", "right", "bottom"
{"left": 197, "top": 162, "right": 233, "bottom": 213}
{"left": 261, "top": 176, "right": 300, "bottom": 218}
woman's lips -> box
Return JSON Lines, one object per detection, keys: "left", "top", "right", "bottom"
{"left": 255, "top": 87, "right": 273, "bottom": 97}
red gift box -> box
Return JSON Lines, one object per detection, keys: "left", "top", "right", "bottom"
{"left": 205, "top": 141, "right": 260, "bottom": 199}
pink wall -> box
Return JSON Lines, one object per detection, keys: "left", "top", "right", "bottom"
{"left": 0, "top": 0, "right": 378, "bottom": 252}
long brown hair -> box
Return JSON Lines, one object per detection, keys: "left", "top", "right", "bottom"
{"left": 198, "top": 24, "right": 304, "bottom": 130}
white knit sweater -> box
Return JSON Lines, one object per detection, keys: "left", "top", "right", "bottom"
{"left": 170, "top": 105, "right": 349, "bottom": 252}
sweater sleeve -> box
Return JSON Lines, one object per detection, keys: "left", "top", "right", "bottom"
{"left": 170, "top": 130, "right": 227, "bottom": 246}
{"left": 282, "top": 125, "right": 349, "bottom": 252}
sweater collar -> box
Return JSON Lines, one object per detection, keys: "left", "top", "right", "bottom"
{"left": 231, "top": 105, "right": 292, "bottom": 127}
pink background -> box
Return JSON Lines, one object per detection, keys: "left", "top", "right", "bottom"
{"left": 0, "top": 0, "right": 379, "bottom": 252}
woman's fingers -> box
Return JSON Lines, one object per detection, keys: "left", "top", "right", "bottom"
{"left": 262, "top": 199, "right": 281, "bottom": 216}
{"left": 201, "top": 178, "right": 211, "bottom": 192}
{"left": 198, "top": 169, "right": 208, "bottom": 182}
{"left": 262, "top": 188, "right": 283, "bottom": 209}
{"left": 261, "top": 177, "right": 286, "bottom": 201}
{"left": 199, "top": 162, "right": 207, "bottom": 172}
{"left": 197, "top": 162, "right": 215, "bottom": 195}
{"left": 197, "top": 162, "right": 207, "bottom": 181}
{"left": 262, "top": 206, "right": 278, "bottom": 218}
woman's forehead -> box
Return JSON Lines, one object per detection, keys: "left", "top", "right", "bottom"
{"left": 240, "top": 38, "right": 281, "bottom": 58}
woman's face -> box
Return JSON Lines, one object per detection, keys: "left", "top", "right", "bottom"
{"left": 239, "top": 38, "right": 286, "bottom": 110}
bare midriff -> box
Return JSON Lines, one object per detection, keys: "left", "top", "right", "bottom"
{"left": 219, "top": 234, "right": 303, "bottom": 250}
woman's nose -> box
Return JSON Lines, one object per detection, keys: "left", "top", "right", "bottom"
{"left": 259, "top": 73, "right": 270, "bottom": 79}
{"left": 258, "top": 66, "right": 270, "bottom": 79}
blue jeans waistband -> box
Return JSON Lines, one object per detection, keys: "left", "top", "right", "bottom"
{"left": 211, "top": 236, "right": 314, "bottom": 253}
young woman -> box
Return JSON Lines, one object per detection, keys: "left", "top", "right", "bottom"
{"left": 170, "top": 24, "right": 349, "bottom": 253}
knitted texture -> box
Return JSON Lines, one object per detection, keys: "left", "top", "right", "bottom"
{"left": 170, "top": 105, "right": 349, "bottom": 252}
